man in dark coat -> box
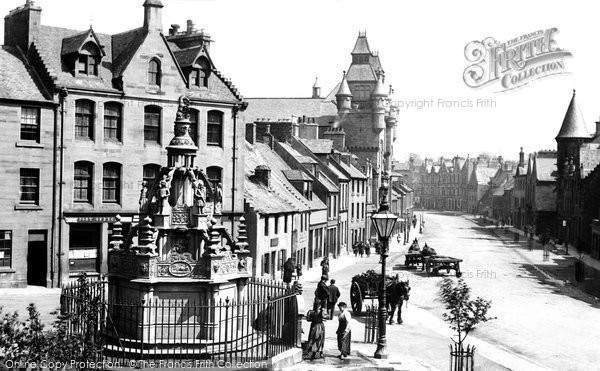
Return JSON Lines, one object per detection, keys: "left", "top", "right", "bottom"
{"left": 327, "top": 279, "right": 341, "bottom": 318}
{"left": 283, "top": 258, "right": 295, "bottom": 286}
{"left": 314, "top": 275, "right": 330, "bottom": 310}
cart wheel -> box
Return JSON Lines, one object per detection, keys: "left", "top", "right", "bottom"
{"left": 350, "top": 281, "right": 363, "bottom": 316}
{"left": 456, "top": 271, "right": 462, "bottom": 278}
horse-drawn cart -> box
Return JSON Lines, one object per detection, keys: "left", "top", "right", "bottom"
{"left": 423, "top": 256, "right": 463, "bottom": 277}
{"left": 350, "top": 270, "right": 410, "bottom": 316}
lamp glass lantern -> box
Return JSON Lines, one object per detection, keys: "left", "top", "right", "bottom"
{"left": 371, "top": 210, "right": 398, "bottom": 240}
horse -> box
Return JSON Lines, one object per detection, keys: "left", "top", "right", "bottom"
{"left": 386, "top": 277, "right": 411, "bottom": 325}
{"left": 408, "top": 239, "right": 420, "bottom": 253}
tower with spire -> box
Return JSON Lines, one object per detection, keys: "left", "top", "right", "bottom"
{"left": 331, "top": 31, "right": 399, "bottom": 211}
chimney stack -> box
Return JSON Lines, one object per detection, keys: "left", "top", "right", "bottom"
{"left": 3, "top": 0, "right": 42, "bottom": 53}
{"left": 246, "top": 123, "right": 256, "bottom": 144}
{"left": 519, "top": 147, "right": 525, "bottom": 167}
{"left": 254, "top": 165, "right": 271, "bottom": 188}
{"left": 186, "top": 20, "right": 194, "bottom": 34}
{"left": 596, "top": 117, "right": 600, "bottom": 137}
{"left": 169, "top": 24, "right": 180, "bottom": 36}
{"left": 143, "top": 0, "right": 163, "bottom": 33}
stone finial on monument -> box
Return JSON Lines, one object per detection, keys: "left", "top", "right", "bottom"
{"left": 109, "top": 215, "right": 124, "bottom": 252}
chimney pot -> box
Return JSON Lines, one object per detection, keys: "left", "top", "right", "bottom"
{"left": 186, "top": 19, "right": 194, "bottom": 34}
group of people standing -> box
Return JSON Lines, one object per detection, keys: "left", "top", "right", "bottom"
{"left": 306, "top": 275, "right": 351, "bottom": 360}
{"left": 352, "top": 242, "right": 371, "bottom": 257}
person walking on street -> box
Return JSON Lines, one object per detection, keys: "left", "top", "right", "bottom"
{"left": 314, "top": 275, "right": 329, "bottom": 310}
{"left": 307, "top": 304, "right": 328, "bottom": 360}
{"left": 327, "top": 279, "right": 341, "bottom": 318}
{"left": 365, "top": 243, "right": 371, "bottom": 257}
{"left": 358, "top": 243, "right": 364, "bottom": 257}
{"left": 336, "top": 302, "right": 351, "bottom": 359}
{"left": 321, "top": 256, "right": 330, "bottom": 279}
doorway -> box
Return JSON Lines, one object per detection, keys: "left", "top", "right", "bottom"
{"left": 27, "top": 230, "right": 47, "bottom": 286}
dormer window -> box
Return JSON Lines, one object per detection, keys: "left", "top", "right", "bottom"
{"left": 77, "top": 42, "right": 100, "bottom": 76}
{"left": 190, "top": 57, "right": 210, "bottom": 88}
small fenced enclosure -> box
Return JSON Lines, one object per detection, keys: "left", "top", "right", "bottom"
{"left": 363, "top": 304, "right": 379, "bottom": 343}
{"left": 60, "top": 275, "right": 299, "bottom": 365}
{"left": 449, "top": 344, "right": 475, "bottom": 371}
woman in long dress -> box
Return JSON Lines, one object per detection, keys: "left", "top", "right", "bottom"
{"left": 307, "top": 304, "right": 328, "bottom": 359}
{"left": 336, "top": 302, "right": 351, "bottom": 358}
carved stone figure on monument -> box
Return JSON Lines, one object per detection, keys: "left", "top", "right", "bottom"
{"left": 215, "top": 182, "right": 223, "bottom": 214}
{"left": 176, "top": 95, "right": 191, "bottom": 121}
{"left": 193, "top": 179, "right": 207, "bottom": 214}
{"left": 158, "top": 179, "right": 171, "bottom": 215}
{"left": 139, "top": 181, "right": 149, "bottom": 214}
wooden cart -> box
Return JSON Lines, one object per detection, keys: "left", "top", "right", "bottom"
{"left": 423, "top": 256, "right": 463, "bottom": 277}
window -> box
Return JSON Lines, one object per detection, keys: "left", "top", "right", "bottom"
{"left": 263, "top": 252, "right": 270, "bottom": 275}
{"left": 77, "top": 42, "right": 99, "bottom": 76}
{"left": 74, "top": 162, "right": 93, "bottom": 203}
{"left": 20, "top": 107, "right": 40, "bottom": 142}
{"left": 103, "top": 163, "right": 121, "bottom": 203}
{"left": 0, "top": 231, "right": 11, "bottom": 268}
{"left": 144, "top": 106, "right": 161, "bottom": 143}
{"left": 143, "top": 164, "right": 160, "bottom": 190}
{"left": 275, "top": 216, "right": 279, "bottom": 234}
{"left": 191, "top": 57, "right": 210, "bottom": 87}
{"left": 206, "top": 166, "right": 222, "bottom": 190}
{"left": 104, "top": 103, "right": 122, "bottom": 141}
{"left": 207, "top": 110, "right": 223, "bottom": 146}
{"left": 148, "top": 58, "right": 161, "bottom": 86}
{"left": 75, "top": 100, "right": 94, "bottom": 140}
{"left": 188, "top": 109, "right": 198, "bottom": 145}
{"left": 264, "top": 216, "right": 269, "bottom": 236}
{"left": 284, "top": 215, "right": 288, "bottom": 233}
{"left": 19, "top": 169, "right": 39, "bottom": 204}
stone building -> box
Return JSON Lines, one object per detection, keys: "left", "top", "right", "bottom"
{"left": 512, "top": 148, "right": 527, "bottom": 229}
{"left": 522, "top": 151, "right": 557, "bottom": 235}
{"left": 0, "top": 0, "right": 246, "bottom": 287}
{"left": 244, "top": 142, "right": 312, "bottom": 279}
{"left": 555, "top": 91, "right": 600, "bottom": 250}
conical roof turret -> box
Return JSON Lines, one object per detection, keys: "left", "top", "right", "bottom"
{"left": 336, "top": 71, "right": 352, "bottom": 97}
{"left": 556, "top": 90, "right": 590, "bottom": 140}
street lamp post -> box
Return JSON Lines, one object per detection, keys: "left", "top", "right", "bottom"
{"left": 371, "top": 171, "right": 398, "bottom": 360}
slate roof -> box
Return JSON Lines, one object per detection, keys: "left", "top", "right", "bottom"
{"left": 328, "top": 163, "right": 349, "bottom": 181}
{"left": 34, "top": 25, "right": 118, "bottom": 92}
{"left": 346, "top": 64, "right": 377, "bottom": 82}
{"left": 61, "top": 29, "right": 105, "bottom": 56}
{"left": 173, "top": 46, "right": 203, "bottom": 67}
{"left": 556, "top": 90, "right": 591, "bottom": 139}
{"left": 351, "top": 35, "right": 372, "bottom": 54}
{"left": 112, "top": 27, "right": 147, "bottom": 77}
{"left": 245, "top": 142, "right": 311, "bottom": 214}
{"left": 317, "top": 171, "right": 339, "bottom": 193}
{"left": 243, "top": 98, "right": 338, "bottom": 125}
{"left": 397, "top": 183, "right": 413, "bottom": 193}
{"left": 301, "top": 139, "right": 334, "bottom": 155}
{"left": 282, "top": 170, "right": 312, "bottom": 182}
{"left": 336, "top": 160, "right": 367, "bottom": 179}
{"left": 296, "top": 155, "right": 318, "bottom": 165}
{"left": 0, "top": 46, "right": 50, "bottom": 102}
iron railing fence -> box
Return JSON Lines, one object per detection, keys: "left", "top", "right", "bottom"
{"left": 60, "top": 275, "right": 298, "bottom": 365}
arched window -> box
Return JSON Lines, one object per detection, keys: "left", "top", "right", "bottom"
{"left": 74, "top": 161, "right": 93, "bottom": 203}
{"left": 104, "top": 102, "right": 122, "bottom": 141}
{"left": 188, "top": 109, "right": 199, "bottom": 145}
{"left": 143, "top": 164, "right": 161, "bottom": 190}
{"left": 103, "top": 162, "right": 121, "bottom": 203}
{"left": 190, "top": 57, "right": 210, "bottom": 87}
{"left": 148, "top": 58, "right": 161, "bottom": 86}
{"left": 207, "top": 110, "right": 223, "bottom": 146}
{"left": 75, "top": 100, "right": 95, "bottom": 140}
{"left": 144, "top": 105, "right": 161, "bottom": 143}
{"left": 78, "top": 42, "right": 100, "bottom": 76}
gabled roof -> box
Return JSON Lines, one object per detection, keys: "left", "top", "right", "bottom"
{"left": 301, "top": 139, "right": 334, "bottom": 155}
{"left": 556, "top": 90, "right": 591, "bottom": 140}
{"left": 0, "top": 46, "right": 51, "bottom": 102}
{"left": 244, "top": 142, "right": 311, "bottom": 214}
{"left": 61, "top": 28, "right": 106, "bottom": 56}
{"left": 111, "top": 27, "right": 148, "bottom": 77}
{"left": 335, "top": 160, "right": 367, "bottom": 179}
{"left": 317, "top": 171, "right": 339, "bottom": 193}
{"left": 36, "top": 25, "right": 117, "bottom": 91}
{"left": 282, "top": 170, "right": 312, "bottom": 182}
{"left": 243, "top": 98, "right": 337, "bottom": 125}
{"left": 327, "top": 163, "right": 349, "bottom": 182}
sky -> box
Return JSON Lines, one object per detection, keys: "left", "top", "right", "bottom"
{"left": 2, "top": 0, "right": 599, "bottom": 162}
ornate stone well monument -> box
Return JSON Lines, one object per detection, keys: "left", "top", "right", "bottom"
{"left": 107, "top": 96, "right": 253, "bottom": 347}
